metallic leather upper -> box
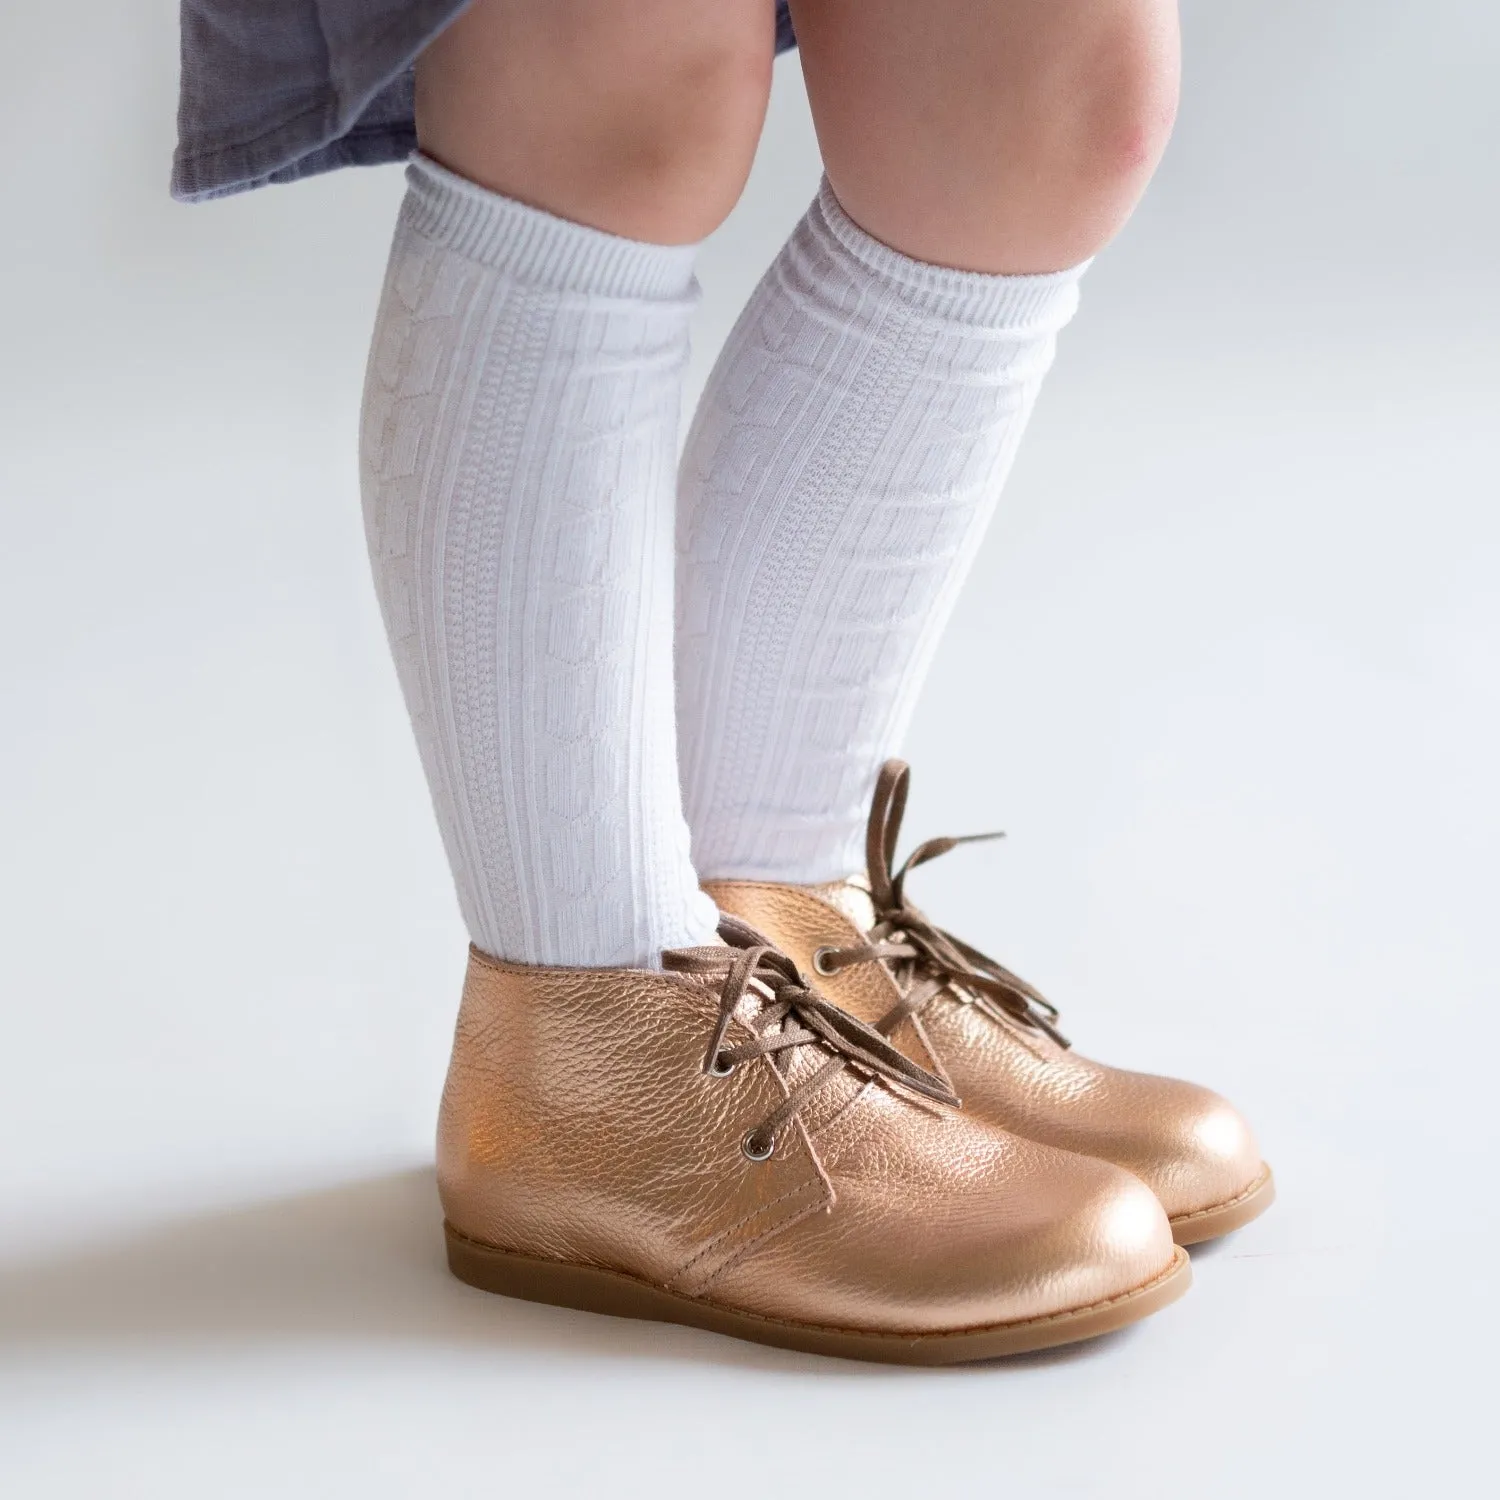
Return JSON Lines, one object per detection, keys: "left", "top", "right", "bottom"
{"left": 704, "top": 877, "right": 1265, "bottom": 1221}
{"left": 437, "top": 946, "right": 1177, "bottom": 1334}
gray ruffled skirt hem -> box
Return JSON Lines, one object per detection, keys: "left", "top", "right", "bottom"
{"left": 172, "top": 1, "right": 798, "bottom": 202}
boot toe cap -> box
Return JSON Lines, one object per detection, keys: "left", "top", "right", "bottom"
{"left": 1019, "top": 1155, "right": 1179, "bottom": 1320}
{"left": 705, "top": 1118, "right": 1180, "bottom": 1337}
{"left": 1134, "top": 1082, "right": 1265, "bottom": 1222}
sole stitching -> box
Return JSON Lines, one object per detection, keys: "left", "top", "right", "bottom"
{"left": 1168, "top": 1164, "right": 1273, "bottom": 1226}
{"left": 446, "top": 1224, "right": 1188, "bottom": 1342}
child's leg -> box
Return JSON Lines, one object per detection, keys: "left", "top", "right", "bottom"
{"left": 793, "top": 0, "right": 1179, "bottom": 272}
{"left": 415, "top": 0, "right": 773, "bottom": 243}
{"left": 678, "top": 0, "right": 1178, "bottom": 880}
{"left": 363, "top": 0, "right": 774, "bottom": 965}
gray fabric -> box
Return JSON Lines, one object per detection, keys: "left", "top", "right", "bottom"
{"left": 172, "top": 1, "right": 799, "bottom": 202}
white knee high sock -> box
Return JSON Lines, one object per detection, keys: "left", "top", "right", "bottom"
{"left": 677, "top": 179, "right": 1087, "bottom": 882}
{"left": 361, "top": 156, "right": 718, "bottom": 966}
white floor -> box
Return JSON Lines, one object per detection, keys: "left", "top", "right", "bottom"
{"left": 3, "top": 7, "right": 1498, "bottom": 1495}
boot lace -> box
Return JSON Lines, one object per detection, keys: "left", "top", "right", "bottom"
{"left": 662, "top": 915, "right": 959, "bottom": 1159}
{"left": 813, "top": 760, "right": 1070, "bottom": 1049}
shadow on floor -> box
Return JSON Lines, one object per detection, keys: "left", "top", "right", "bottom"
{"left": 0, "top": 1168, "right": 1137, "bottom": 1374}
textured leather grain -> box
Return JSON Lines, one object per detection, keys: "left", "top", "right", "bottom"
{"left": 705, "top": 879, "right": 1265, "bottom": 1222}
{"left": 437, "top": 947, "right": 1177, "bottom": 1332}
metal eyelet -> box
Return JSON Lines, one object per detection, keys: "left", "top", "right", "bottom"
{"left": 708, "top": 1051, "right": 736, "bottom": 1078}
{"left": 811, "top": 946, "right": 837, "bottom": 977}
{"left": 741, "top": 1129, "right": 775, "bottom": 1162}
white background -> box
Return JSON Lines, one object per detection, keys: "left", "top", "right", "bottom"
{"left": 2, "top": 2, "right": 1497, "bottom": 1494}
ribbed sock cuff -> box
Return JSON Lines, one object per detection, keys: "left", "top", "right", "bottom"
{"left": 403, "top": 154, "right": 701, "bottom": 301}
{"left": 811, "top": 176, "right": 1089, "bottom": 329}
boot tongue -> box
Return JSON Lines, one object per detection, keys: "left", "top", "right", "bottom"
{"left": 736, "top": 940, "right": 888, "bottom": 1133}
{"left": 813, "top": 875, "right": 877, "bottom": 934}
{"left": 766, "top": 1009, "right": 872, "bottom": 1135}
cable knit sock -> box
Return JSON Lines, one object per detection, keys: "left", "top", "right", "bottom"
{"left": 361, "top": 156, "right": 718, "bottom": 967}
{"left": 677, "top": 178, "right": 1088, "bottom": 882}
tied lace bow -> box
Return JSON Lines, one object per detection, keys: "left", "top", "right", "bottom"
{"left": 816, "top": 760, "right": 1070, "bottom": 1049}
{"left": 663, "top": 916, "right": 959, "bottom": 1159}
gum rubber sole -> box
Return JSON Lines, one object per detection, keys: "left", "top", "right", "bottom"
{"left": 1170, "top": 1163, "right": 1276, "bottom": 1247}
{"left": 444, "top": 1224, "right": 1191, "bottom": 1365}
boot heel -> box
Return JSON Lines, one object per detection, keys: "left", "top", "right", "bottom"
{"left": 443, "top": 1223, "right": 653, "bottom": 1319}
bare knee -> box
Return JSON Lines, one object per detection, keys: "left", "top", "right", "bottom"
{"left": 1034, "top": 2, "right": 1182, "bottom": 259}
{"left": 416, "top": 0, "right": 776, "bottom": 244}
{"left": 798, "top": 0, "right": 1181, "bottom": 272}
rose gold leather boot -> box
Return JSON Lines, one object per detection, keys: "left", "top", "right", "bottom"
{"left": 438, "top": 918, "right": 1188, "bottom": 1363}
{"left": 705, "top": 762, "right": 1274, "bottom": 1247}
